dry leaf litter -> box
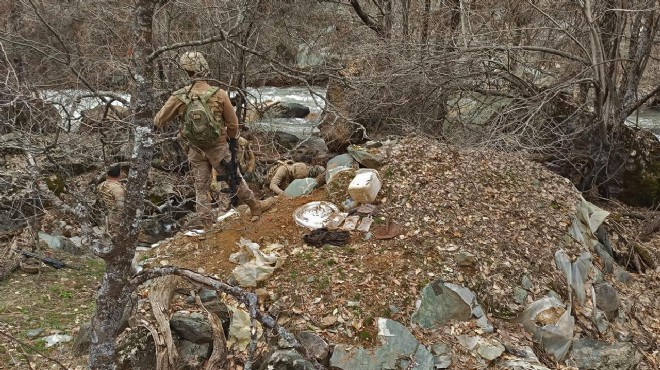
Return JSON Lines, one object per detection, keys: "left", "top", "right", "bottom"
{"left": 139, "top": 136, "right": 660, "bottom": 368}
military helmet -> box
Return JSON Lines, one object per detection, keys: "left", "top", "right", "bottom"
{"left": 179, "top": 52, "right": 209, "bottom": 74}
{"left": 308, "top": 165, "right": 325, "bottom": 178}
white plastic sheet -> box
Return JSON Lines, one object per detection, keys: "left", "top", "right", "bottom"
{"left": 515, "top": 296, "right": 574, "bottom": 361}
{"left": 229, "top": 238, "right": 284, "bottom": 287}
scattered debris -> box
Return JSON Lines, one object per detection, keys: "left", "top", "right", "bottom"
{"left": 229, "top": 238, "right": 283, "bottom": 287}
{"left": 348, "top": 169, "right": 382, "bottom": 203}
{"left": 43, "top": 334, "right": 73, "bottom": 348}
{"left": 303, "top": 228, "right": 350, "bottom": 247}
{"left": 293, "top": 201, "right": 340, "bottom": 230}
{"left": 371, "top": 219, "right": 401, "bottom": 239}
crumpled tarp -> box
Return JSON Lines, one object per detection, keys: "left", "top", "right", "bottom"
{"left": 229, "top": 238, "right": 284, "bottom": 287}
{"left": 515, "top": 296, "right": 574, "bottom": 361}
{"left": 568, "top": 195, "right": 609, "bottom": 250}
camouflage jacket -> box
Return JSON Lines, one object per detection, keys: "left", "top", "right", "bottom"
{"left": 97, "top": 180, "right": 125, "bottom": 212}
{"left": 269, "top": 162, "right": 312, "bottom": 195}
{"left": 153, "top": 81, "right": 239, "bottom": 144}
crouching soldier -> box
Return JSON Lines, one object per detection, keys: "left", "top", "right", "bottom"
{"left": 154, "top": 51, "right": 275, "bottom": 227}
{"left": 97, "top": 164, "right": 125, "bottom": 232}
{"left": 269, "top": 160, "right": 325, "bottom": 196}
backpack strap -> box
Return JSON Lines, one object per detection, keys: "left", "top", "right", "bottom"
{"left": 200, "top": 86, "right": 220, "bottom": 102}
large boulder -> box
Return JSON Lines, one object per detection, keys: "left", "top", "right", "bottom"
{"left": 263, "top": 102, "right": 310, "bottom": 119}
{"left": 330, "top": 318, "right": 434, "bottom": 370}
{"left": 570, "top": 339, "right": 641, "bottom": 370}
{"left": 170, "top": 311, "right": 214, "bottom": 344}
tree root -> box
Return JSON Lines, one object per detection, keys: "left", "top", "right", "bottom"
{"left": 131, "top": 266, "right": 327, "bottom": 370}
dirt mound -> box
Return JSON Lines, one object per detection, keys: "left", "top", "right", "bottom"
{"left": 144, "top": 136, "right": 585, "bottom": 345}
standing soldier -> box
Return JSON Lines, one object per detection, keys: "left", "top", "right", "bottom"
{"left": 154, "top": 51, "right": 275, "bottom": 227}
{"left": 97, "top": 164, "right": 125, "bottom": 231}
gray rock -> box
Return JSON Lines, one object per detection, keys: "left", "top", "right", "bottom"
{"left": 259, "top": 349, "right": 318, "bottom": 370}
{"left": 330, "top": 318, "right": 434, "bottom": 370}
{"left": 264, "top": 102, "right": 310, "bottom": 119}
{"left": 170, "top": 311, "right": 213, "bottom": 343}
{"left": 499, "top": 359, "right": 551, "bottom": 369}
{"left": 615, "top": 267, "right": 632, "bottom": 284}
{"left": 176, "top": 340, "right": 210, "bottom": 370}
{"left": 117, "top": 327, "right": 156, "bottom": 370}
{"left": 38, "top": 232, "right": 83, "bottom": 255}
{"left": 365, "top": 140, "right": 383, "bottom": 148}
{"left": 199, "top": 289, "right": 218, "bottom": 303}
{"left": 571, "top": 339, "right": 641, "bottom": 370}
{"left": 475, "top": 338, "right": 505, "bottom": 361}
{"left": 326, "top": 154, "right": 357, "bottom": 171}
{"left": 139, "top": 218, "right": 167, "bottom": 245}
{"left": 26, "top": 328, "right": 44, "bottom": 339}
{"left": 347, "top": 145, "right": 387, "bottom": 169}
{"left": 593, "top": 282, "right": 620, "bottom": 319}
{"left": 595, "top": 243, "right": 615, "bottom": 274}
{"left": 202, "top": 300, "right": 230, "bottom": 336}
{"left": 514, "top": 287, "right": 528, "bottom": 304}
{"left": 521, "top": 275, "right": 534, "bottom": 290}
{"left": 186, "top": 288, "right": 218, "bottom": 304}
{"left": 72, "top": 322, "right": 92, "bottom": 356}
{"left": 284, "top": 178, "right": 318, "bottom": 197}
{"left": 411, "top": 281, "right": 472, "bottom": 328}
{"left": 296, "top": 331, "right": 330, "bottom": 363}
{"left": 430, "top": 343, "right": 450, "bottom": 356}
{"left": 456, "top": 251, "right": 477, "bottom": 266}
{"left": 430, "top": 343, "right": 452, "bottom": 369}
{"left": 274, "top": 131, "right": 301, "bottom": 149}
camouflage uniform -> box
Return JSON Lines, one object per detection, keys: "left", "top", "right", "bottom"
{"left": 237, "top": 136, "right": 256, "bottom": 174}
{"left": 269, "top": 161, "right": 325, "bottom": 195}
{"left": 97, "top": 179, "right": 125, "bottom": 229}
{"left": 154, "top": 81, "right": 272, "bottom": 225}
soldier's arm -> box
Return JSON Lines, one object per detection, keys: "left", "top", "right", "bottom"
{"left": 219, "top": 91, "right": 239, "bottom": 139}
{"left": 269, "top": 166, "right": 287, "bottom": 195}
{"left": 153, "top": 95, "right": 183, "bottom": 128}
{"left": 245, "top": 142, "right": 256, "bottom": 173}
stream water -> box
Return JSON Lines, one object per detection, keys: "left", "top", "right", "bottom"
{"left": 42, "top": 86, "right": 326, "bottom": 137}
{"left": 627, "top": 108, "right": 660, "bottom": 138}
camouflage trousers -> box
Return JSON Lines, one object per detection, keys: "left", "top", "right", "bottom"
{"left": 188, "top": 144, "right": 255, "bottom": 225}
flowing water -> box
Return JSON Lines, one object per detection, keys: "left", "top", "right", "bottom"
{"left": 627, "top": 108, "right": 660, "bottom": 138}
{"left": 244, "top": 86, "right": 326, "bottom": 138}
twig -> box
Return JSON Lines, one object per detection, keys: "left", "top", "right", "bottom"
{"left": 0, "top": 330, "right": 70, "bottom": 370}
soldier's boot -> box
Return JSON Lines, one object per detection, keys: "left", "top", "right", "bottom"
{"left": 245, "top": 197, "right": 277, "bottom": 222}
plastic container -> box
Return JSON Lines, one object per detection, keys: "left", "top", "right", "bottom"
{"left": 348, "top": 170, "right": 382, "bottom": 203}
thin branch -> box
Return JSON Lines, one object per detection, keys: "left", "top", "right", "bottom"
{"left": 463, "top": 45, "right": 590, "bottom": 65}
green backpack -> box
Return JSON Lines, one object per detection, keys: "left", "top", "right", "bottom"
{"left": 175, "top": 86, "right": 222, "bottom": 149}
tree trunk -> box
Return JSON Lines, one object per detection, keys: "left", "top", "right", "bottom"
{"left": 88, "top": 1, "right": 157, "bottom": 369}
